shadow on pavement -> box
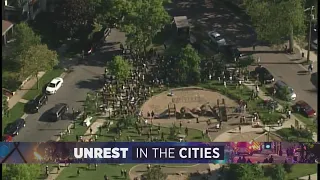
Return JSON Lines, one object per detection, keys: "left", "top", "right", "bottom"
{"left": 75, "top": 78, "right": 102, "bottom": 90}
{"left": 310, "top": 72, "right": 318, "bottom": 89}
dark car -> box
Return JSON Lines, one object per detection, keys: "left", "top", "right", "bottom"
{"left": 292, "top": 100, "right": 316, "bottom": 118}
{"left": 25, "top": 94, "right": 48, "bottom": 113}
{"left": 4, "top": 118, "right": 26, "bottom": 136}
{"left": 48, "top": 103, "right": 69, "bottom": 121}
{"left": 252, "top": 66, "right": 275, "bottom": 83}
{"left": 219, "top": 45, "right": 243, "bottom": 60}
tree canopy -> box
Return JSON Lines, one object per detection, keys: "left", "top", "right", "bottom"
{"left": 2, "top": 164, "right": 42, "bottom": 180}
{"left": 243, "top": 0, "right": 306, "bottom": 48}
{"left": 176, "top": 44, "right": 201, "bottom": 84}
{"left": 12, "top": 22, "right": 41, "bottom": 57}
{"left": 54, "top": 0, "right": 97, "bottom": 37}
{"left": 224, "top": 164, "right": 264, "bottom": 180}
{"left": 270, "top": 165, "right": 286, "bottom": 180}
{"left": 120, "top": 0, "right": 171, "bottom": 53}
{"left": 108, "top": 56, "right": 132, "bottom": 81}
{"left": 142, "top": 165, "right": 167, "bottom": 180}
{"left": 18, "top": 44, "right": 58, "bottom": 80}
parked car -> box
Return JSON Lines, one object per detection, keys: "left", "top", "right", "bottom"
{"left": 292, "top": 100, "right": 316, "bottom": 118}
{"left": 4, "top": 118, "right": 26, "bottom": 136}
{"left": 208, "top": 31, "right": 227, "bottom": 46}
{"left": 46, "top": 77, "right": 64, "bottom": 94}
{"left": 48, "top": 103, "right": 69, "bottom": 121}
{"left": 25, "top": 94, "right": 48, "bottom": 113}
{"left": 274, "top": 80, "right": 296, "bottom": 100}
{"left": 252, "top": 66, "right": 275, "bottom": 83}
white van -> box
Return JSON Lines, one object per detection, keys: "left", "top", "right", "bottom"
{"left": 274, "top": 80, "right": 296, "bottom": 101}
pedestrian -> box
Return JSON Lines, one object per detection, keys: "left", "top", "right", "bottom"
{"left": 308, "top": 64, "right": 313, "bottom": 73}
{"left": 185, "top": 127, "right": 189, "bottom": 136}
{"left": 277, "top": 120, "right": 280, "bottom": 127}
{"left": 223, "top": 81, "right": 227, "bottom": 88}
{"left": 104, "top": 174, "right": 109, "bottom": 180}
{"left": 239, "top": 125, "right": 242, "bottom": 133}
{"left": 124, "top": 170, "right": 127, "bottom": 178}
{"left": 77, "top": 169, "right": 80, "bottom": 176}
{"left": 308, "top": 174, "right": 311, "bottom": 180}
{"left": 67, "top": 126, "right": 71, "bottom": 134}
{"left": 179, "top": 121, "right": 182, "bottom": 129}
{"left": 253, "top": 44, "right": 256, "bottom": 51}
{"left": 287, "top": 110, "right": 291, "bottom": 119}
{"left": 121, "top": 169, "right": 124, "bottom": 176}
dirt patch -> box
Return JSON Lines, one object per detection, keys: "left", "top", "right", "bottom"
{"left": 141, "top": 87, "right": 237, "bottom": 118}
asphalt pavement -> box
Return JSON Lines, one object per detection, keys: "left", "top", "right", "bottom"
{"left": 170, "top": 0, "right": 317, "bottom": 110}
{"left": 13, "top": 29, "right": 126, "bottom": 142}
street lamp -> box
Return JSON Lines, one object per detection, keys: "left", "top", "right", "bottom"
{"left": 305, "top": 6, "right": 316, "bottom": 63}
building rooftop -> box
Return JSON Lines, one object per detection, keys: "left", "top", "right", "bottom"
{"left": 173, "top": 16, "right": 189, "bottom": 29}
{"left": 2, "top": 20, "right": 14, "bottom": 36}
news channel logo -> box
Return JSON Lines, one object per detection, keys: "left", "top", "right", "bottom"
{"left": 264, "top": 142, "right": 272, "bottom": 149}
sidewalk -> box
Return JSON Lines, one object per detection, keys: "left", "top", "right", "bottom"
{"left": 243, "top": 82, "right": 317, "bottom": 142}
{"left": 299, "top": 173, "right": 318, "bottom": 180}
{"left": 7, "top": 71, "right": 46, "bottom": 109}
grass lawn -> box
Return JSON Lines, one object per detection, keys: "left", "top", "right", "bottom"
{"left": 200, "top": 81, "right": 283, "bottom": 124}
{"left": 275, "top": 128, "right": 314, "bottom": 142}
{"left": 23, "top": 68, "right": 64, "bottom": 100}
{"left": 60, "top": 117, "right": 98, "bottom": 142}
{"left": 2, "top": 102, "right": 25, "bottom": 134}
{"left": 57, "top": 164, "right": 134, "bottom": 180}
{"left": 286, "top": 164, "right": 317, "bottom": 179}
{"left": 262, "top": 164, "right": 317, "bottom": 180}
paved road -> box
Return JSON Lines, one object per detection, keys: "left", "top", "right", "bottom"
{"left": 13, "top": 29, "right": 126, "bottom": 142}
{"left": 169, "top": 0, "right": 317, "bottom": 110}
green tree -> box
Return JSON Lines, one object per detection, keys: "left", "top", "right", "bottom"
{"left": 121, "top": 0, "right": 171, "bottom": 54}
{"left": 18, "top": 44, "right": 59, "bottom": 88}
{"left": 142, "top": 165, "right": 167, "bottom": 180}
{"left": 224, "top": 164, "right": 264, "bottom": 180}
{"left": 270, "top": 165, "right": 286, "bottom": 180}
{"left": 119, "top": 115, "right": 136, "bottom": 128}
{"left": 12, "top": 22, "right": 41, "bottom": 57}
{"left": 54, "top": 0, "right": 96, "bottom": 38}
{"left": 108, "top": 56, "right": 132, "bottom": 81}
{"left": 95, "top": 0, "right": 132, "bottom": 27}
{"left": 177, "top": 44, "right": 201, "bottom": 84}
{"left": 243, "top": 0, "right": 306, "bottom": 51}
{"left": 2, "top": 164, "right": 42, "bottom": 180}
{"left": 84, "top": 92, "right": 101, "bottom": 115}
{"left": 277, "top": 86, "right": 291, "bottom": 101}
{"left": 2, "top": 94, "right": 9, "bottom": 118}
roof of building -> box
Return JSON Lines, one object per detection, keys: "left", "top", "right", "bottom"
{"left": 173, "top": 16, "right": 189, "bottom": 29}
{"left": 2, "top": 20, "right": 14, "bottom": 36}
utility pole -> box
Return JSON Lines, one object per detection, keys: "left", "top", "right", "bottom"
{"left": 306, "top": 6, "right": 315, "bottom": 63}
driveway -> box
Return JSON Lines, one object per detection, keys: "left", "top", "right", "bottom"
{"left": 169, "top": 0, "right": 317, "bottom": 110}
{"left": 13, "top": 29, "right": 126, "bottom": 142}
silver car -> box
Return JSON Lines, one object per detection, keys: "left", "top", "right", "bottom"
{"left": 208, "top": 31, "right": 227, "bottom": 46}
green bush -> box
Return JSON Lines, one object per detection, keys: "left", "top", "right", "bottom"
{"left": 277, "top": 86, "right": 291, "bottom": 101}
